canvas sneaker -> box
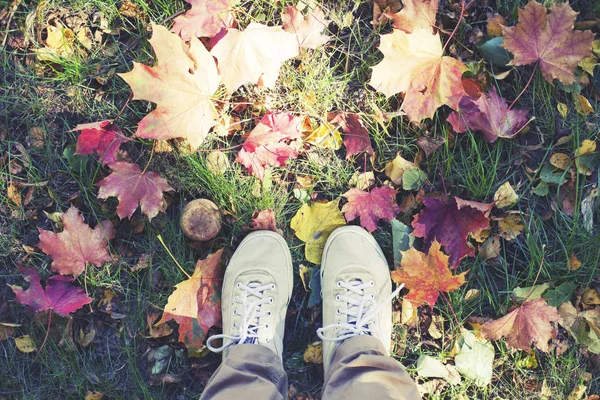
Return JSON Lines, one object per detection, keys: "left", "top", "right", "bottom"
{"left": 206, "top": 231, "right": 293, "bottom": 360}
{"left": 317, "top": 226, "right": 404, "bottom": 375}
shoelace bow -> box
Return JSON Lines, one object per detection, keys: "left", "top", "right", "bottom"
{"left": 207, "top": 281, "right": 273, "bottom": 353}
{"left": 317, "top": 280, "right": 404, "bottom": 342}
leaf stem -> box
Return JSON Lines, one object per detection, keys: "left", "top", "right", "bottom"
{"left": 441, "top": 0, "right": 465, "bottom": 54}
{"left": 508, "top": 62, "right": 538, "bottom": 111}
{"left": 157, "top": 235, "right": 191, "bottom": 279}
{"left": 33, "top": 312, "right": 51, "bottom": 362}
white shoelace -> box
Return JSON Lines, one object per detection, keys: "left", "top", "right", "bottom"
{"left": 206, "top": 281, "right": 274, "bottom": 353}
{"left": 317, "top": 280, "right": 404, "bottom": 342}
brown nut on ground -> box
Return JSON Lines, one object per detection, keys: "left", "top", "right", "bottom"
{"left": 180, "top": 199, "right": 221, "bottom": 241}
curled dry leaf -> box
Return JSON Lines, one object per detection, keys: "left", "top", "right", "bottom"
{"left": 211, "top": 23, "right": 299, "bottom": 92}
{"left": 482, "top": 298, "right": 559, "bottom": 352}
{"left": 119, "top": 24, "right": 220, "bottom": 149}
{"left": 341, "top": 186, "right": 400, "bottom": 232}
{"left": 71, "top": 120, "right": 126, "bottom": 165}
{"left": 330, "top": 113, "right": 374, "bottom": 159}
{"left": 384, "top": 154, "right": 417, "bottom": 185}
{"left": 10, "top": 266, "right": 92, "bottom": 317}
{"left": 493, "top": 182, "right": 518, "bottom": 209}
{"left": 501, "top": 1, "right": 594, "bottom": 85}
{"left": 97, "top": 162, "right": 174, "bottom": 220}
{"left": 38, "top": 206, "right": 115, "bottom": 277}
{"left": 392, "top": 241, "right": 467, "bottom": 308}
{"left": 250, "top": 209, "right": 279, "bottom": 233}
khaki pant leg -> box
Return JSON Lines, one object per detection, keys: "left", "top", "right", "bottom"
{"left": 322, "top": 335, "right": 420, "bottom": 400}
{"left": 200, "top": 344, "right": 287, "bottom": 400}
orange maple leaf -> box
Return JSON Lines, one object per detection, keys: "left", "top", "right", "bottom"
{"left": 391, "top": 241, "right": 467, "bottom": 307}
{"left": 482, "top": 298, "right": 559, "bottom": 352}
{"left": 159, "top": 249, "right": 224, "bottom": 355}
{"left": 388, "top": 0, "right": 438, "bottom": 33}
{"left": 369, "top": 27, "right": 467, "bottom": 122}
{"left": 501, "top": 1, "right": 594, "bottom": 85}
{"left": 118, "top": 24, "right": 220, "bottom": 149}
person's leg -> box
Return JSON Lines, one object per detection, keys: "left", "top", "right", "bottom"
{"left": 201, "top": 231, "right": 294, "bottom": 400}
{"left": 318, "top": 226, "right": 420, "bottom": 400}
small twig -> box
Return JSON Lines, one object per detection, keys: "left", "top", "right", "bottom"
{"left": 33, "top": 312, "right": 51, "bottom": 362}
{"left": 112, "top": 92, "right": 133, "bottom": 124}
{"left": 157, "top": 235, "right": 191, "bottom": 279}
{"left": 440, "top": 291, "right": 461, "bottom": 328}
{"left": 508, "top": 63, "right": 538, "bottom": 111}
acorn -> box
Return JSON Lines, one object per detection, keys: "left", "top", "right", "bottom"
{"left": 180, "top": 199, "right": 221, "bottom": 241}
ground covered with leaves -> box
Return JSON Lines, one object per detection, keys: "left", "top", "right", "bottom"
{"left": 1, "top": 0, "right": 600, "bottom": 399}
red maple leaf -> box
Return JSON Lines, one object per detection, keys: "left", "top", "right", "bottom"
{"left": 342, "top": 186, "right": 400, "bottom": 232}
{"left": 412, "top": 196, "right": 492, "bottom": 268}
{"left": 250, "top": 209, "right": 278, "bottom": 233}
{"left": 38, "top": 206, "right": 115, "bottom": 277}
{"left": 501, "top": 1, "right": 594, "bottom": 85}
{"left": 482, "top": 298, "right": 559, "bottom": 352}
{"left": 282, "top": 5, "right": 330, "bottom": 50}
{"left": 236, "top": 113, "right": 303, "bottom": 180}
{"left": 10, "top": 266, "right": 92, "bottom": 317}
{"left": 391, "top": 240, "right": 466, "bottom": 307}
{"left": 171, "top": 0, "right": 237, "bottom": 40}
{"left": 331, "top": 113, "right": 374, "bottom": 159}
{"left": 159, "top": 250, "right": 224, "bottom": 356}
{"left": 71, "top": 120, "right": 126, "bottom": 165}
{"left": 96, "top": 162, "right": 174, "bottom": 220}
{"left": 447, "top": 88, "right": 529, "bottom": 143}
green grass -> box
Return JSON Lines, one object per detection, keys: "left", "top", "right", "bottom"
{"left": 1, "top": 0, "right": 599, "bottom": 398}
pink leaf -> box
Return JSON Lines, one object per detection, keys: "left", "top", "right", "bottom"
{"left": 71, "top": 120, "right": 126, "bottom": 165}
{"left": 171, "top": 0, "right": 237, "bottom": 40}
{"left": 342, "top": 186, "right": 400, "bottom": 232}
{"left": 282, "top": 5, "right": 330, "bottom": 50}
{"left": 331, "top": 113, "right": 374, "bottom": 159}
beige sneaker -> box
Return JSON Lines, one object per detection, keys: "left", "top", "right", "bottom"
{"left": 206, "top": 231, "right": 293, "bottom": 360}
{"left": 317, "top": 226, "right": 404, "bottom": 375}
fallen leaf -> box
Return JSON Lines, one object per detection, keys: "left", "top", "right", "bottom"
{"left": 567, "top": 253, "right": 582, "bottom": 270}
{"left": 7, "top": 183, "right": 21, "bottom": 207}
{"left": 511, "top": 282, "right": 552, "bottom": 303}
{"left": 558, "top": 302, "right": 600, "bottom": 354}
{"left": 14, "top": 335, "right": 37, "bottom": 353}
{"left": 171, "top": 0, "right": 237, "bottom": 40}
{"left": 581, "top": 188, "right": 598, "bottom": 234}
{"left": 36, "top": 24, "right": 76, "bottom": 61}
{"left": 550, "top": 153, "right": 572, "bottom": 170}
{"left": 29, "top": 126, "right": 45, "bottom": 148}
{"left": 557, "top": 102, "right": 569, "bottom": 119}
{"left": 341, "top": 186, "right": 400, "bottom": 232}
{"left": 574, "top": 139, "right": 597, "bottom": 176}
{"left": 582, "top": 288, "right": 600, "bottom": 305}
{"left": 416, "top": 354, "right": 461, "bottom": 385}
{"left": 38, "top": 206, "right": 115, "bottom": 277}
{"left": 119, "top": 24, "right": 220, "bottom": 148}
{"left": 391, "top": 241, "right": 467, "bottom": 307}
{"left": 97, "top": 162, "right": 173, "bottom": 220}
{"left": 71, "top": 121, "right": 126, "bottom": 165}
{"left": 501, "top": 1, "right": 594, "bottom": 85}
{"left": 250, "top": 209, "right": 279, "bottom": 233}
{"left": 97, "top": 289, "right": 127, "bottom": 319}
{"left": 282, "top": 5, "right": 330, "bottom": 50}
{"left": 487, "top": 13, "right": 506, "bottom": 37}
{"left": 303, "top": 341, "right": 323, "bottom": 363}
{"left": 574, "top": 94, "right": 595, "bottom": 116}
{"left": 545, "top": 281, "right": 577, "bottom": 307}
{"left": 0, "top": 322, "right": 19, "bottom": 341}
{"left": 493, "top": 182, "right": 519, "bottom": 209}
{"left": 211, "top": 23, "right": 299, "bottom": 92}
{"left": 348, "top": 171, "right": 375, "bottom": 191}
{"left": 391, "top": 219, "right": 414, "bottom": 266}
{"left": 305, "top": 121, "right": 342, "bottom": 150}
{"left": 290, "top": 199, "right": 346, "bottom": 264}
{"left": 384, "top": 154, "right": 417, "bottom": 185}
{"left": 480, "top": 236, "right": 501, "bottom": 260}
{"left": 85, "top": 391, "right": 105, "bottom": 400}
{"left": 10, "top": 266, "right": 92, "bottom": 317}
{"left": 236, "top": 112, "right": 304, "bottom": 180}
{"left": 417, "top": 135, "right": 445, "bottom": 157}
{"left": 330, "top": 113, "right": 374, "bottom": 159}
{"left": 372, "top": 0, "right": 401, "bottom": 27}
{"left": 412, "top": 196, "right": 491, "bottom": 268}
{"left": 447, "top": 88, "right": 528, "bottom": 143}
{"left": 206, "top": 150, "right": 230, "bottom": 175}
{"left": 515, "top": 350, "right": 538, "bottom": 369}
{"left": 481, "top": 298, "right": 559, "bottom": 352}
{"left": 147, "top": 313, "right": 173, "bottom": 338}
{"left": 567, "top": 384, "right": 587, "bottom": 400}
{"left": 401, "top": 298, "right": 417, "bottom": 327}
{"left": 388, "top": 0, "right": 438, "bottom": 33}
{"left": 497, "top": 212, "right": 525, "bottom": 241}
{"left": 454, "top": 329, "right": 494, "bottom": 387}
{"left": 159, "top": 249, "right": 224, "bottom": 356}
{"left": 370, "top": 27, "right": 467, "bottom": 122}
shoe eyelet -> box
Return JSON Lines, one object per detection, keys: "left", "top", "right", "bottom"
{"left": 370, "top": 280, "right": 375, "bottom": 287}
{"left": 233, "top": 323, "right": 238, "bottom": 328}
{"left": 336, "top": 281, "right": 342, "bottom": 287}
{"left": 270, "top": 284, "right": 276, "bottom": 290}
{"left": 267, "top": 311, "right": 272, "bottom": 316}
{"left": 233, "top": 309, "right": 238, "bottom": 315}
{"left": 369, "top": 294, "right": 375, "bottom": 300}
{"left": 236, "top": 282, "right": 242, "bottom": 288}
{"left": 265, "top": 338, "right": 270, "bottom": 343}
{"left": 265, "top": 324, "right": 269, "bottom": 329}
{"left": 335, "top": 295, "right": 341, "bottom": 301}
{"left": 268, "top": 297, "right": 274, "bottom": 304}
{"left": 336, "top": 308, "right": 341, "bottom": 315}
